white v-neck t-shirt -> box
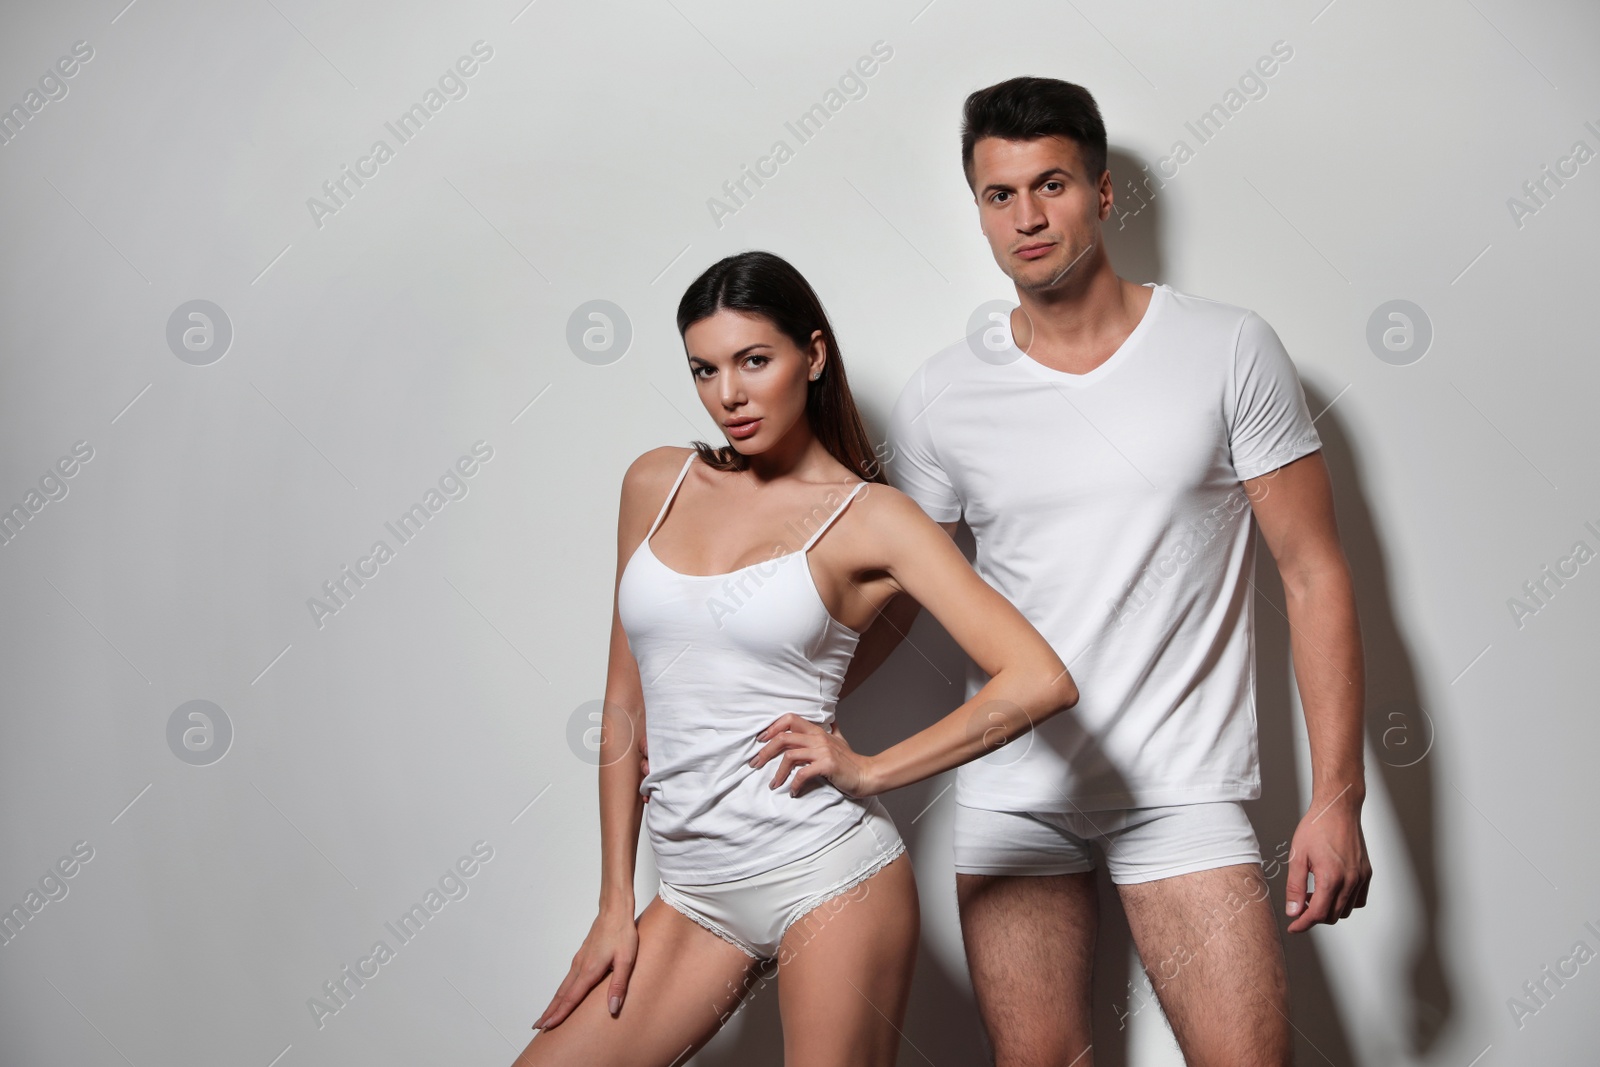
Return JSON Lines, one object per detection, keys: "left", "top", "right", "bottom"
{"left": 887, "top": 283, "right": 1322, "bottom": 812}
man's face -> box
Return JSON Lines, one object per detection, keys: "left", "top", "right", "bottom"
{"left": 970, "top": 135, "right": 1111, "bottom": 293}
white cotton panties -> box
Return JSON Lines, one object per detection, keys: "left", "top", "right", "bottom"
{"left": 656, "top": 796, "right": 906, "bottom": 959}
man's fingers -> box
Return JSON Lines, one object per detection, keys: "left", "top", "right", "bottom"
{"left": 1284, "top": 849, "right": 1310, "bottom": 921}
{"left": 1298, "top": 874, "right": 1339, "bottom": 928}
{"left": 1338, "top": 888, "right": 1355, "bottom": 920}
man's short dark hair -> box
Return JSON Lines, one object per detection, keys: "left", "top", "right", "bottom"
{"left": 960, "top": 77, "right": 1107, "bottom": 191}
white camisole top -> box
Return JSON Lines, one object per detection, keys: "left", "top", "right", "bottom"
{"left": 617, "top": 451, "right": 873, "bottom": 884}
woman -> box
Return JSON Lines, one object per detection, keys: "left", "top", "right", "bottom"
{"left": 516, "top": 251, "right": 1079, "bottom": 1066}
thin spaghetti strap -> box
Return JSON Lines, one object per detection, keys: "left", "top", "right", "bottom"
{"left": 801, "top": 481, "right": 869, "bottom": 553}
{"left": 646, "top": 453, "right": 697, "bottom": 539}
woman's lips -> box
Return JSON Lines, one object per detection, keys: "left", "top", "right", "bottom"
{"left": 726, "top": 418, "right": 761, "bottom": 439}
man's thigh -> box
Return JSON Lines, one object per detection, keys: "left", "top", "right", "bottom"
{"left": 957, "top": 871, "right": 1099, "bottom": 1067}
{"left": 1117, "top": 861, "right": 1290, "bottom": 1067}
{"left": 953, "top": 803, "right": 1099, "bottom": 1065}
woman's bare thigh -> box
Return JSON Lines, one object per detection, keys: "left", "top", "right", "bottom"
{"left": 776, "top": 852, "right": 920, "bottom": 1067}
{"left": 512, "top": 894, "right": 761, "bottom": 1067}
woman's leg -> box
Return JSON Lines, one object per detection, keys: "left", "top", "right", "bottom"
{"left": 512, "top": 894, "right": 762, "bottom": 1067}
{"left": 775, "top": 851, "right": 920, "bottom": 1067}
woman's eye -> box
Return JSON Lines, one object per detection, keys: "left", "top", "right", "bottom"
{"left": 745, "top": 355, "right": 769, "bottom": 369}
{"left": 692, "top": 366, "right": 713, "bottom": 379}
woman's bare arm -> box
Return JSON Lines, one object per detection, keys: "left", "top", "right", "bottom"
{"left": 755, "top": 495, "right": 1077, "bottom": 798}
{"left": 535, "top": 447, "right": 682, "bottom": 1030}
{"left": 838, "top": 519, "right": 958, "bottom": 698}
{"left": 596, "top": 450, "right": 679, "bottom": 913}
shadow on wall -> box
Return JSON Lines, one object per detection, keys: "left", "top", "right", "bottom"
{"left": 1251, "top": 382, "right": 1454, "bottom": 1064}
{"left": 1102, "top": 147, "right": 1166, "bottom": 286}
{"left": 691, "top": 147, "right": 1451, "bottom": 1065}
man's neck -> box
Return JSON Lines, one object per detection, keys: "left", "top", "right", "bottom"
{"left": 1010, "top": 261, "right": 1153, "bottom": 377}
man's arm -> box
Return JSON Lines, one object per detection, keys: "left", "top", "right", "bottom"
{"left": 840, "top": 519, "right": 959, "bottom": 698}
{"left": 1243, "top": 451, "right": 1372, "bottom": 932}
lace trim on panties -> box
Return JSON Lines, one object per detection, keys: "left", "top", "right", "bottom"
{"left": 778, "top": 838, "right": 908, "bottom": 942}
{"left": 657, "top": 884, "right": 764, "bottom": 959}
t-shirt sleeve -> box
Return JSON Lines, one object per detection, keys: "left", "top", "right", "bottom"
{"left": 886, "top": 361, "right": 962, "bottom": 522}
{"left": 1228, "top": 311, "right": 1322, "bottom": 481}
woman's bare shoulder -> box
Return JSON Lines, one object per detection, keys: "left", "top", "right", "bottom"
{"left": 622, "top": 446, "right": 693, "bottom": 495}
{"left": 847, "top": 481, "right": 951, "bottom": 556}
{"left": 852, "top": 480, "right": 929, "bottom": 520}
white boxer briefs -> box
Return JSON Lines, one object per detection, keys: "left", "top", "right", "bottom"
{"left": 952, "top": 799, "right": 1262, "bottom": 884}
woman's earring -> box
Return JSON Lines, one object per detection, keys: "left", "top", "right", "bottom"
{"left": 810, "top": 371, "right": 821, "bottom": 381}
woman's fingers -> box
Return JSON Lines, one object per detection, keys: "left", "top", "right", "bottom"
{"left": 769, "top": 745, "right": 836, "bottom": 793}
{"left": 751, "top": 730, "right": 804, "bottom": 769}
{"left": 535, "top": 965, "right": 587, "bottom": 1029}
{"left": 606, "top": 945, "right": 638, "bottom": 1015}
{"left": 768, "top": 750, "right": 802, "bottom": 789}
{"left": 754, "top": 712, "right": 794, "bottom": 741}
{"left": 788, "top": 760, "right": 826, "bottom": 795}
{"left": 536, "top": 937, "right": 623, "bottom": 1029}
{"left": 769, "top": 746, "right": 820, "bottom": 790}
{"left": 756, "top": 712, "right": 820, "bottom": 741}
{"left": 751, "top": 715, "right": 831, "bottom": 769}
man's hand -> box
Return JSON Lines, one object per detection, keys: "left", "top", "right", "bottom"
{"left": 1246, "top": 452, "right": 1371, "bottom": 933}
{"left": 1284, "top": 790, "right": 1372, "bottom": 932}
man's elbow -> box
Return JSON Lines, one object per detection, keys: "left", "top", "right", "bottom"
{"left": 1279, "top": 548, "right": 1353, "bottom": 602}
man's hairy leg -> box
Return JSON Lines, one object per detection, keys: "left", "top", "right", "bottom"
{"left": 1118, "top": 863, "right": 1291, "bottom": 1067}
{"left": 957, "top": 871, "right": 1098, "bottom": 1067}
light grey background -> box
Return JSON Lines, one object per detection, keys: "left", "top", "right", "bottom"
{"left": 2, "top": 0, "right": 1596, "bottom": 1064}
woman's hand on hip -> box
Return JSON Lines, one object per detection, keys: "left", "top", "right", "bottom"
{"left": 751, "top": 713, "right": 879, "bottom": 798}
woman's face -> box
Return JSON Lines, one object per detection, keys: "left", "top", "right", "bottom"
{"left": 682, "top": 309, "right": 825, "bottom": 455}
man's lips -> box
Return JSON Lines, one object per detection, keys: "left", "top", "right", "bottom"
{"left": 1015, "top": 242, "right": 1055, "bottom": 260}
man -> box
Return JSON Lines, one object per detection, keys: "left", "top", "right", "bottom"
{"left": 867, "top": 77, "right": 1372, "bottom": 1065}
